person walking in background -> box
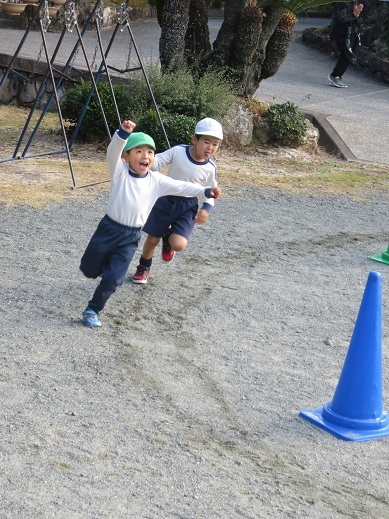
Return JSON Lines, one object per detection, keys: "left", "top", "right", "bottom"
{"left": 132, "top": 117, "right": 223, "bottom": 285}
{"left": 328, "top": 1, "right": 363, "bottom": 88}
{"left": 79, "top": 120, "right": 221, "bottom": 328}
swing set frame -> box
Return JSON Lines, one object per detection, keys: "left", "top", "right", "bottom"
{"left": 0, "top": 0, "right": 169, "bottom": 189}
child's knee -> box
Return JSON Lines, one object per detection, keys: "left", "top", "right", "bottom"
{"left": 170, "top": 235, "right": 188, "bottom": 252}
{"left": 80, "top": 264, "right": 99, "bottom": 279}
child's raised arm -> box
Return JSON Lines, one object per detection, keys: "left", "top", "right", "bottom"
{"left": 121, "top": 120, "right": 136, "bottom": 133}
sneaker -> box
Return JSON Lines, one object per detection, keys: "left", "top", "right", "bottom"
{"left": 82, "top": 309, "right": 101, "bottom": 328}
{"left": 132, "top": 264, "right": 150, "bottom": 284}
{"left": 161, "top": 236, "right": 175, "bottom": 262}
{"left": 328, "top": 75, "right": 347, "bottom": 88}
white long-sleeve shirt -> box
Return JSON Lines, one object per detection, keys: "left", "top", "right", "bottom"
{"left": 151, "top": 145, "right": 218, "bottom": 209}
{"left": 105, "top": 130, "right": 211, "bottom": 228}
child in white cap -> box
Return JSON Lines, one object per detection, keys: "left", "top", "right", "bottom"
{"left": 80, "top": 119, "right": 220, "bottom": 327}
{"left": 132, "top": 117, "right": 223, "bottom": 284}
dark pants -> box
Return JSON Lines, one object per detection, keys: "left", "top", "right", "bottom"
{"left": 332, "top": 37, "right": 351, "bottom": 78}
{"left": 80, "top": 214, "right": 141, "bottom": 313}
{"left": 332, "top": 25, "right": 359, "bottom": 78}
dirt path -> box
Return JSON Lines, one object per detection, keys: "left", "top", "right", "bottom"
{"left": 1, "top": 174, "right": 389, "bottom": 517}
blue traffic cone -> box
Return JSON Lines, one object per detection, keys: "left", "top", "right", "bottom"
{"left": 369, "top": 244, "right": 389, "bottom": 265}
{"left": 300, "top": 271, "right": 389, "bottom": 441}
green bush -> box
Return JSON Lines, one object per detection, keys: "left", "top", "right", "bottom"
{"left": 147, "top": 67, "right": 197, "bottom": 116}
{"left": 194, "top": 69, "right": 237, "bottom": 120}
{"left": 61, "top": 80, "right": 133, "bottom": 140}
{"left": 137, "top": 109, "right": 197, "bottom": 151}
{"left": 142, "top": 66, "right": 237, "bottom": 121}
{"left": 61, "top": 66, "right": 238, "bottom": 144}
{"left": 266, "top": 101, "right": 307, "bottom": 147}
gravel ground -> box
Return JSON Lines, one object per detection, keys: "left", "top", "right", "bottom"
{"left": 1, "top": 181, "right": 389, "bottom": 518}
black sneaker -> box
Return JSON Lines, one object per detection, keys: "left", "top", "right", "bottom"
{"left": 132, "top": 265, "right": 150, "bottom": 284}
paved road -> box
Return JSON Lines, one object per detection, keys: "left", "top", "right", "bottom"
{"left": 256, "top": 20, "right": 389, "bottom": 165}
{"left": 0, "top": 16, "right": 388, "bottom": 164}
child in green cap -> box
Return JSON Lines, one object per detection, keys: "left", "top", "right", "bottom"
{"left": 79, "top": 119, "right": 221, "bottom": 328}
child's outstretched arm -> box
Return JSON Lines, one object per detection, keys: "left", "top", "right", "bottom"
{"left": 205, "top": 187, "right": 221, "bottom": 200}
{"left": 194, "top": 187, "right": 221, "bottom": 223}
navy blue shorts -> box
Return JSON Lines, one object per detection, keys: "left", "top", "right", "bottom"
{"left": 143, "top": 195, "right": 198, "bottom": 239}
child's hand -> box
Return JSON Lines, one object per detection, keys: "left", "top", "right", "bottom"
{"left": 354, "top": 3, "right": 363, "bottom": 16}
{"left": 194, "top": 209, "right": 209, "bottom": 224}
{"left": 121, "top": 120, "right": 136, "bottom": 133}
{"left": 209, "top": 187, "right": 221, "bottom": 200}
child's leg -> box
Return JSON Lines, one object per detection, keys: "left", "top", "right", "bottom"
{"left": 80, "top": 216, "right": 114, "bottom": 279}
{"left": 82, "top": 217, "right": 141, "bottom": 313}
{"left": 133, "top": 196, "right": 175, "bottom": 279}
{"left": 87, "top": 236, "right": 139, "bottom": 313}
{"left": 168, "top": 233, "right": 188, "bottom": 252}
{"left": 141, "top": 234, "right": 161, "bottom": 260}
{"left": 132, "top": 235, "right": 160, "bottom": 284}
{"left": 167, "top": 197, "right": 198, "bottom": 252}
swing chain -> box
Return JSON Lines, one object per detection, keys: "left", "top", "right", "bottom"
{"left": 125, "top": 39, "right": 132, "bottom": 77}
{"left": 65, "top": 1, "right": 77, "bottom": 33}
{"left": 94, "top": 0, "right": 103, "bottom": 24}
{"left": 117, "top": 2, "right": 129, "bottom": 32}
{"left": 90, "top": 44, "right": 99, "bottom": 72}
{"left": 39, "top": 0, "right": 51, "bottom": 32}
{"left": 30, "top": 42, "right": 45, "bottom": 80}
{"left": 90, "top": 0, "right": 103, "bottom": 71}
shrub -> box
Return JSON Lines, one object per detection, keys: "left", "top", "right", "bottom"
{"left": 137, "top": 109, "right": 196, "bottom": 151}
{"left": 147, "top": 67, "right": 197, "bottom": 116}
{"left": 61, "top": 66, "right": 238, "bottom": 144}
{"left": 194, "top": 68, "right": 237, "bottom": 120}
{"left": 61, "top": 80, "right": 133, "bottom": 140}
{"left": 266, "top": 101, "right": 307, "bottom": 147}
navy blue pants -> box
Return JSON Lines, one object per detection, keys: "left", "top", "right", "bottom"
{"left": 80, "top": 214, "right": 141, "bottom": 313}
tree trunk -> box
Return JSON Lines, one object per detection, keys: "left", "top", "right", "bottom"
{"left": 260, "top": 11, "right": 297, "bottom": 81}
{"left": 206, "top": 2, "right": 287, "bottom": 96}
{"left": 157, "top": 0, "right": 191, "bottom": 71}
{"left": 156, "top": 0, "right": 294, "bottom": 97}
{"left": 185, "top": 0, "right": 212, "bottom": 73}
{"left": 211, "top": 0, "right": 246, "bottom": 62}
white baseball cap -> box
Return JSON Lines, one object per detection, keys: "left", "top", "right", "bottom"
{"left": 195, "top": 118, "right": 223, "bottom": 140}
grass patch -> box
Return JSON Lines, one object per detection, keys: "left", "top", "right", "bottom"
{"left": 0, "top": 158, "right": 109, "bottom": 208}
{"left": 217, "top": 152, "right": 389, "bottom": 199}
{"left": 1, "top": 105, "right": 389, "bottom": 207}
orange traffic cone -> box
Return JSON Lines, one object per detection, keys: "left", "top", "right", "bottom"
{"left": 300, "top": 271, "right": 389, "bottom": 441}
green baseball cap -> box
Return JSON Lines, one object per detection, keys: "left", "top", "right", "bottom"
{"left": 124, "top": 132, "right": 156, "bottom": 152}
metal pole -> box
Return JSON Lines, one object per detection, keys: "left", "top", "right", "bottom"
{"left": 20, "top": 0, "right": 104, "bottom": 158}
{"left": 67, "top": 10, "right": 125, "bottom": 147}
{"left": 74, "top": 22, "right": 111, "bottom": 139}
{"left": 37, "top": 17, "right": 77, "bottom": 187}
{"left": 11, "top": 25, "right": 68, "bottom": 160}
{"left": 124, "top": 21, "right": 170, "bottom": 148}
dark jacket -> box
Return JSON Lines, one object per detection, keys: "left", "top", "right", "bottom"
{"left": 331, "top": 2, "right": 359, "bottom": 41}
